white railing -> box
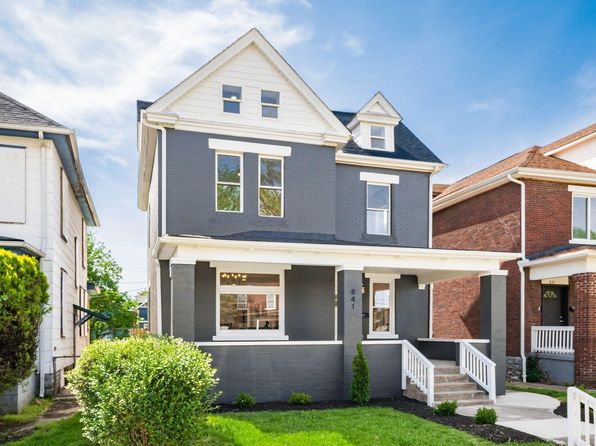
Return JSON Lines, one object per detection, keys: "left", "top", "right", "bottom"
{"left": 568, "top": 386, "right": 596, "bottom": 446}
{"left": 531, "top": 326, "right": 575, "bottom": 354}
{"left": 402, "top": 340, "right": 435, "bottom": 406}
{"left": 459, "top": 341, "right": 496, "bottom": 403}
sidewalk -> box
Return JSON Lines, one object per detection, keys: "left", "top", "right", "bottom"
{"left": 457, "top": 390, "right": 567, "bottom": 444}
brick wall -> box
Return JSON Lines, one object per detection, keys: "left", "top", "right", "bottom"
{"left": 570, "top": 273, "right": 596, "bottom": 386}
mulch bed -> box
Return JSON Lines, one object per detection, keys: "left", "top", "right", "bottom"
{"left": 554, "top": 402, "right": 567, "bottom": 418}
{"left": 217, "top": 397, "right": 545, "bottom": 444}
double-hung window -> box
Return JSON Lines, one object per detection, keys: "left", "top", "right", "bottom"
{"left": 370, "top": 125, "right": 386, "bottom": 150}
{"left": 215, "top": 268, "right": 287, "bottom": 340}
{"left": 261, "top": 90, "right": 280, "bottom": 118}
{"left": 572, "top": 193, "right": 596, "bottom": 241}
{"left": 216, "top": 153, "right": 242, "bottom": 212}
{"left": 258, "top": 156, "right": 283, "bottom": 217}
{"left": 222, "top": 85, "right": 242, "bottom": 114}
{"left": 366, "top": 183, "right": 390, "bottom": 235}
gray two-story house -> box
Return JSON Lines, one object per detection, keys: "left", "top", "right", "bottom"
{"left": 137, "top": 29, "right": 516, "bottom": 405}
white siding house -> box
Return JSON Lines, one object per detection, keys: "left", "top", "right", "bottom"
{"left": 0, "top": 92, "right": 99, "bottom": 411}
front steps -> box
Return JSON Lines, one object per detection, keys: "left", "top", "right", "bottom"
{"left": 404, "top": 360, "right": 491, "bottom": 407}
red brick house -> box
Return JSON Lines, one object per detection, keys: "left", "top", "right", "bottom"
{"left": 432, "top": 123, "right": 596, "bottom": 386}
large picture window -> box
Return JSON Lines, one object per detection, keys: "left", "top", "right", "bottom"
{"left": 572, "top": 195, "right": 596, "bottom": 241}
{"left": 215, "top": 268, "right": 287, "bottom": 340}
{"left": 216, "top": 153, "right": 242, "bottom": 212}
{"left": 259, "top": 156, "right": 283, "bottom": 217}
{"left": 366, "top": 183, "right": 390, "bottom": 235}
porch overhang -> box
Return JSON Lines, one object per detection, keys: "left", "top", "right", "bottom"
{"left": 155, "top": 235, "right": 517, "bottom": 284}
{"left": 520, "top": 248, "right": 596, "bottom": 281}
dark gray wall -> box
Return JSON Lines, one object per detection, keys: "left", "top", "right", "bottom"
{"left": 396, "top": 276, "right": 429, "bottom": 341}
{"left": 335, "top": 164, "right": 430, "bottom": 247}
{"left": 170, "top": 263, "right": 195, "bottom": 341}
{"left": 165, "top": 130, "right": 336, "bottom": 236}
{"left": 159, "top": 260, "right": 171, "bottom": 335}
{"left": 202, "top": 345, "right": 343, "bottom": 402}
{"left": 480, "top": 274, "right": 507, "bottom": 395}
{"left": 363, "top": 344, "right": 403, "bottom": 398}
{"left": 285, "top": 266, "right": 335, "bottom": 340}
{"left": 195, "top": 262, "right": 216, "bottom": 342}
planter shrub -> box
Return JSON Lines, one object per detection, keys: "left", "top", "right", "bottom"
{"left": 526, "top": 355, "right": 544, "bottom": 383}
{"left": 474, "top": 407, "right": 498, "bottom": 424}
{"left": 288, "top": 392, "right": 312, "bottom": 405}
{"left": 68, "top": 336, "right": 219, "bottom": 445}
{"left": 351, "top": 342, "right": 370, "bottom": 405}
{"left": 434, "top": 400, "right": 458, "bottom": 416}
{"left": 234, "top": 392, "right": 256, "bottom": 408}
{"left": 0, "top": 249, "right": 49, "bottom": 394}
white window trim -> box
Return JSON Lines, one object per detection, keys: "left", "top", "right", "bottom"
{"left": 570, "top": 192, "right": 596, "bottom": 243}
{"left": 360, "top": 172, "right": 400, "bottom": 184}
{"left": 214, "top": 264, "right": 288, "bottom": 341}
{"left": 209, "top": 138, "right": 291, "bottom": 157}
{"left": 215, "top": 152, "right": 243, "bottom": 213}
{"left": 366, "top": 182, "right": 391, "bottom": 236}
{"left": 222, "top": 84, "right": 242, "bottom": 114}
{"left": 370, "top": 125, "right": 386, "bottom": 151}
{"left": 258, "top": 155, "right": 284, "bottom": 218}
{"left": 366, "top": 273, "right": 398, "bottom": 339}
{"left": 261, "top": 89, "right": 280, "bottom": 119}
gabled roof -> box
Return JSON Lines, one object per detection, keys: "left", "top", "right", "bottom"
{"left": 146, "top": 28, "right": 349, "bottom": 141}
{"left": 540, "top": 122, "right": 596, "bottom": 156}
{"left": 333, "top": 111, "right": 443, "bottom": 164}
{"left": 432, "top": 183, "right": 449, "bottom": 197}
{"left": 0, "top": 92, "right": 65, "bottom": 129}
{"left": 354, "top": 91, "right": 402, "bottom": 122}
{"left": 438, "top": 146, "right": 596, "bottom": 198}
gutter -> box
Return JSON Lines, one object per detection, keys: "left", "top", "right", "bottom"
{"left": 508, "top": 174, "right": 527, "bottom": 382}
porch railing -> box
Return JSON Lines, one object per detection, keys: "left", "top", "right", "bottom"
{"left": 459, "top": 340, "right": 496, "bottom": 403}
{"left": 568, "top": 386, "right": 596, "bottom": 446}
{"left": 402, "top": 340, "right": 434, "bottom": 406}
{"left": 531, "top": 326, "right": 575, "bottom": 354}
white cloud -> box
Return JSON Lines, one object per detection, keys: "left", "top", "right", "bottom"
{"left": 466, "top": 96, "right": 506, "bottom": 112}
{"left": 343, "top": 33, "right": 364, "bottom": 57}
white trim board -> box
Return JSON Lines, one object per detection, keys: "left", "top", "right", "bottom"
{"left": 209, "top": 138, "right": 291, "bottom": 157}
{"left": 360, "top": 172, "right": 400, "bottom": 184}
{"left": 337, "top": 151, "right": 445, "bottom": 173}
{"left": 196, "top": 340, "right": 342, "bottom": 346}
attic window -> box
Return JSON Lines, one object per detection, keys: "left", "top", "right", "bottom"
{"left": 222, "top": 85, "right": 242, "bottom": 114}
{"left": 261, "top": 90, "right": 279, "bottom": 118}
{"left": 370, "top": 126, "right": 386, "bottom": 150}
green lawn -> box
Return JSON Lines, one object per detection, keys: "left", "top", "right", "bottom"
{"left": 0, "top": 399, "right": 52, "bottom": 426}
{"left": 507, "top": 384, "right": 596, "bottom": 402}
{"left": 7, "top": 407, "right": 552, "bottom": 446}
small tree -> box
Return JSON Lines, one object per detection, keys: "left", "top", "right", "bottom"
{"left": 351, "top": 342, "right": 370, "bottom": 405}
{"left": 0, "top": 249, "right": 49, "bottom": 394}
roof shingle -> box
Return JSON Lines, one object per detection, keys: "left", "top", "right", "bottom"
{"left": 540, "top": 122, "right": 596, "bottom": 154}
{"left": 0, "top": 92, "right": 65, "bottom": 129}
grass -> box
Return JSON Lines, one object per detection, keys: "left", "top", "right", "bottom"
{"left": 507, "top": 384, "right": 596, "bottom": 402}
{"left": 0, "top": 399, "right": 52, "bottom": 426}
{"left": 6, "top": 407, "right": 553, "bottom": 446}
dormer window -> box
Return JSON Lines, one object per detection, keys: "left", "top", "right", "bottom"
{"left": 222, "top": 85, "right": 242, "bottom": 114}
{"left": 370, "top": 125, "right": 386, "bottom": 150}
{"left": 261, "top": 90, "right": 280, "bottom": 118}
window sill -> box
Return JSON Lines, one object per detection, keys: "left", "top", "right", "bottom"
{"left": 366, "top": 333, "right": 399, "bottom": 340}
{"left": 212, "top": 334, "right": 289, "bottom": 342}
{"left": 569, "top": 239, "right": 596, "bottom": 245}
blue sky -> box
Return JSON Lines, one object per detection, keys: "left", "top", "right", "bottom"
{"left": 1, "top": 0, "right": 595, "bottom": 291}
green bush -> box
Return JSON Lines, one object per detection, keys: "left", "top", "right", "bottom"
{"left": 474, "top": 407, "right": 498, "bottom": 424}
{"left": 234, "top": 392, "right": 256, "bottom": 408}
{"left": 67, "top": 336, "right": 219, "bottom": 445}
{"left": 434, "top": 400, "right": 458, "bottom": 416}
{"left": 351, "top": 342, "right": 370, "bottom": 405}
{"left": 0, "top": 249, "right": 49, "bottom": 394}
{"left": 526, "top": 355, "right": 544, "bottom": 383}
{"left": 288, "top": 392, "right": 312, "bottom": 405}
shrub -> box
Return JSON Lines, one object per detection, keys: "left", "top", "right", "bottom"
{"left": 526, "top": 355, "right": 544, "bottom": 383}
{"left": 234, "top": 392, "right": 256, "bottom": 408}
{"left": 0, "top": 249, "right": 49, "bottom": 394}
{"left": 474, "top": 407, "right": 498, "bottom": 424}
{"left": 288, "top": 392, "right": 312, "bottom": 405}
{"left": 434, "top": 400, "right": 458, "bottom": 416}
{"left": 351, "top": 342, "right": 370, "bottom": 405}
{"left": 67, "top": 336, "right": 219, "bottom": 445}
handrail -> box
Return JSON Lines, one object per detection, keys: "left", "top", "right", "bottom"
{"left": 459, "top": 341, "right": 496, "bottom": 403}
{"left": 401, "top": 340, "right": 435, "bottom": 406}
{"left": 531, "top": 326, "right": 575, "bottom": 354}
{"left": 568, "top": 386, "right": 596, "bottom": 446}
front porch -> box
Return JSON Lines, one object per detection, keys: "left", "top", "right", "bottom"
{"left": 155, "top": 235, "right": 517, "bottom": 403}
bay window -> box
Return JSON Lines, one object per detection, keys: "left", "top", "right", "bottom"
{"left": 216, "top": 153, "right": 242, "bottom": 212}
{"left": 259, "top": 156, "right": 283, "bottom": 217}
{"left": 366, "top": 183, "right": 390, "bottom": 235}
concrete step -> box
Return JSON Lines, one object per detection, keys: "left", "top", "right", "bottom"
{"left": 434, "top": 366, "right": 461, "bottom": 375}
{"left": 434, "top": 382, "right": 478, "bottom": 392}
{"left": 434, "top": 390, "right": 487, "bottom": 402}
{"left": 434, "top": 373, "right": 469, "bottom": 383}
{"left": 451, "top": 399, "right": 492, "bottom": 407}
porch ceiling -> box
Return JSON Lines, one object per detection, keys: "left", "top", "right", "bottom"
{"left": 156, "top": 235, "right": 518, "bottom": 284}
{"left": 521, "top": 248, "right": 596, "bottom": 280}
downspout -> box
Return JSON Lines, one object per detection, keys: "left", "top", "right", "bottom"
{"left": 428, "top": 167, "right": 438, "bottom": 338}
{"left": 38, "top": 132, "right": 47, "bottom": 398}
{"left": 508, "top": 174, "right": 527, "bottom": 382}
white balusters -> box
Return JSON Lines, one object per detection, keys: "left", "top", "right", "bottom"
{"left": 459, "top": 341, "right": 496, "bottom": 403}
{"left": 531, "top": 326, "right": 575, "bottom": 354}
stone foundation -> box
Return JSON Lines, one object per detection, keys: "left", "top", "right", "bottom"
{"left": 506, "top": 356, "right": 523, "bottom": 381}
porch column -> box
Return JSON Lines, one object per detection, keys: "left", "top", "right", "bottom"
{"left": 170, "top": 259, "right": 195, "bottom": 341}
{"left": 480, "top": 273, "right": 507, "bottom": 395}
{"left": 337, "top": 268, "right": 364, "bottom": 399}
{"left": 571, "top": 273, "right": 596, "bottom": 387}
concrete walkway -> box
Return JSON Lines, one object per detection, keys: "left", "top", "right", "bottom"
{"left": 457, "top": 390, "right": 567, "bottom": 444}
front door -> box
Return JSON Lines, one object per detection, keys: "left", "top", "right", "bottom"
{"left": 541, "top": 285, "right": 569, "bottom": 326}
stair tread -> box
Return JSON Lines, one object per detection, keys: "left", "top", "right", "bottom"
{"left": 435, "top": 389, "right": 485, "bottom": 395}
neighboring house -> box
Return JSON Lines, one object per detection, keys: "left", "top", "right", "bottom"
{"left": 0, "top": 92, "right": 99, "bottom": 412}
{"left": 433, "top": 123, "right": 596, "bottom": 387}
{"left": 137, "top": 29, "right": 516, "bottom": 405}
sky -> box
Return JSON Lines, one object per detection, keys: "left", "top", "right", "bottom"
{"left": 1, "top": 0, "right": 595, "bottom": 292}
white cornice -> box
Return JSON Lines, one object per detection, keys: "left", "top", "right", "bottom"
{"left": 336, "top": 151, "right": 446, "bottom": 173}
{"left": 541, "top": 131, "right": 596, "bottom": 157}
{"left": 433, "top": 167, "right": 596, "bottom": 212}
{"left": 519, "top": 249, "right": 596, "bottom": 280}
{"left": 0, "top": 241, "right": 45, "bottom": 258}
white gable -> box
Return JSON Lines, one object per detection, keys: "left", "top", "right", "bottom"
{"left": 166, "top": 44, "right": 333, "bottom": 135}
{"left": 552, "top": 135, "right": 596, "bottom": 169}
